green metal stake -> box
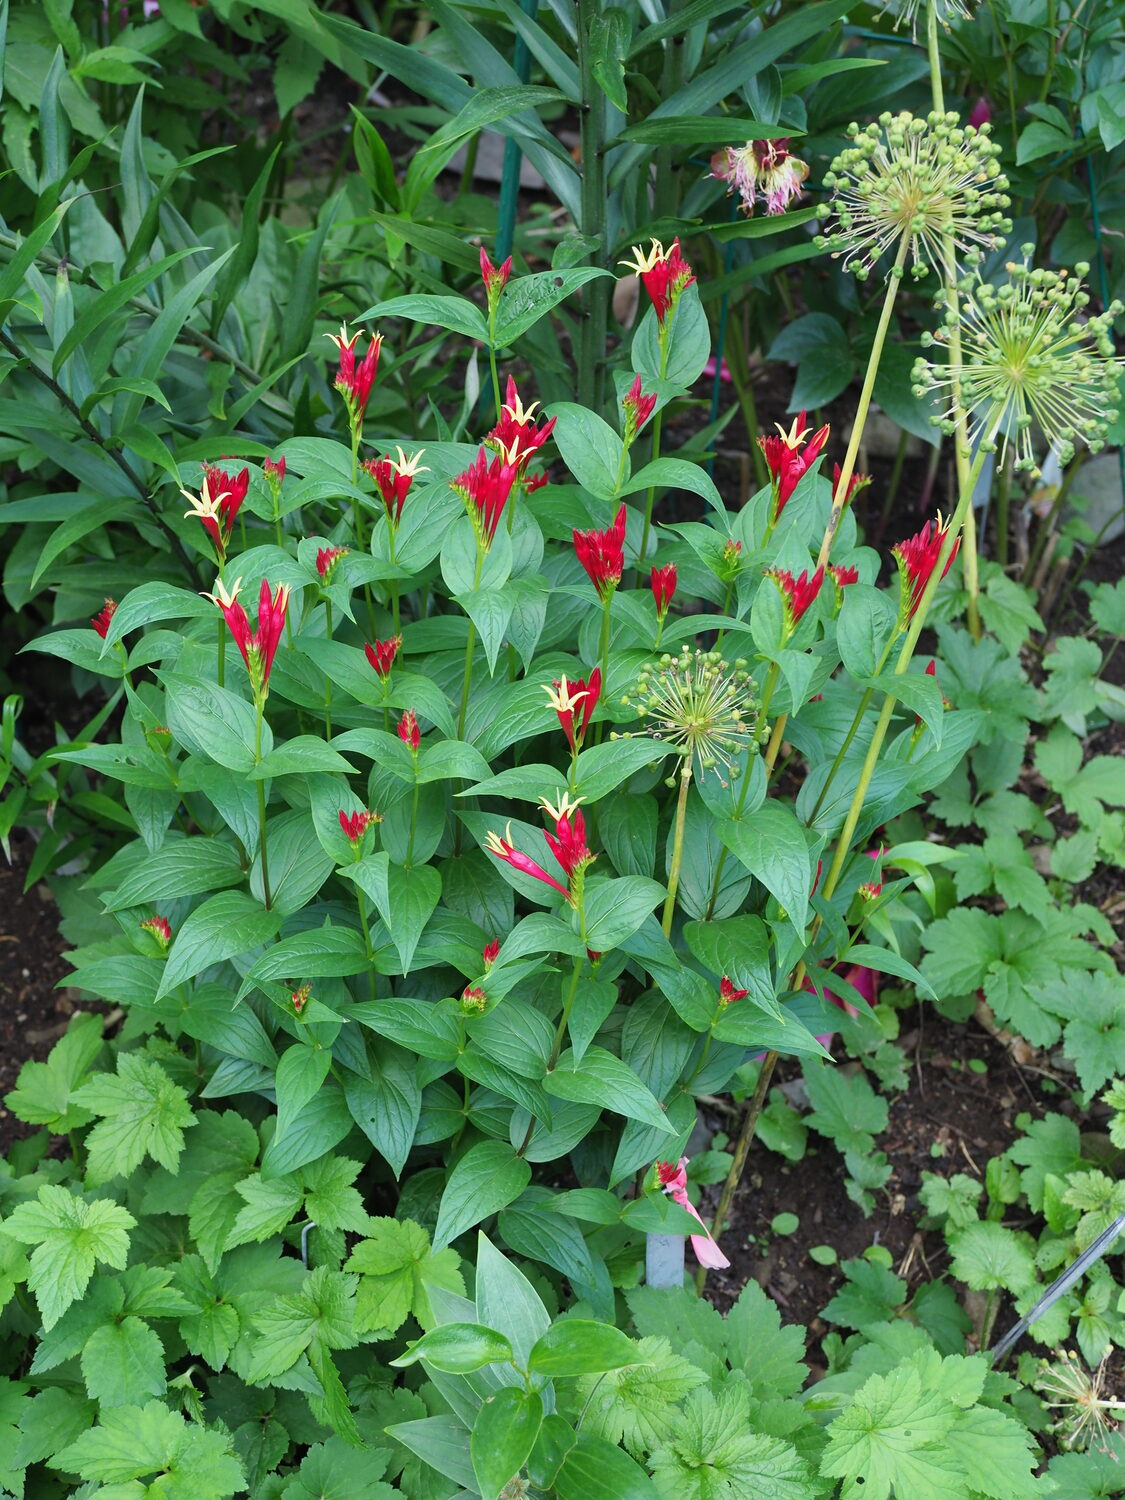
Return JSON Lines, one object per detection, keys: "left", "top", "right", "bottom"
{"left": 496, "top": 0, "right": 539, "bottom": 263}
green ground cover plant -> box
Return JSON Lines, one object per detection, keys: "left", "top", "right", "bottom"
{"left": 1, "top": 0, "right": 1125, "bottom": 1495}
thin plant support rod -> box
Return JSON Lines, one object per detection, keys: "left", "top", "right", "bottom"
{"left": 991, "top": 1211, "right": 1125, "bottom": 1364}
{"left": 576, "top": 0, "right": 610, "bottom": 411}
{"left": 495, "top": 0, "right": 539, "bottom": 262}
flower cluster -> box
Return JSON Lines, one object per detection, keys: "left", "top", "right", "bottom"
{"left": 480, "top": 246, "right": 511, "bottom": 317}
{"left": 759, "top": 413, "right": 830, "bottom": 523}
{"left": 453, "top": 446, "right": 519, "bottom": 548}
{"left": 365, "top": 636, "right": 401, "bottom": 678}
{"left": 339, "top": 808, "right": 381, "bottom": 844}
{"left": 893, "top": 516, "right": 960, "bottom": 620}
{"left": 486, "top": 377, "right": 555, "bottom": 486}
{"left": 710, "top": 137, "right": 809, "bottom": 218}
{"left": 766, "top": 565, "right": 825, "bottom": 632}
{"left": 543, "top": 669, "right": 601, "bottom": 755}
{"left": 621, "top": 375, "right": 657, "bottom": 448}
{"left": 620, "top": 647, "right": 758, "bottom": 777}
{"left": 181, "top": 463, "right": 250, "bottom": 563}
{"left": 365, "top": 448, "right": 428, "bottom": 527}
{"left": 819, "top": 111, "right": 1009, "bottom": 280}
{"left": 913, "top": 254, "right": 1123, "bottom": 475}
{"left": 91, "top": 599, "right": 117, "bottom": 639}
{"left": 316, "top": 545, "right": 348, "bottom": 582}
{"left": 326, "top": 323, "right": 381, "bottom": 425}
{"left": 651, "top": 564, "right": 677, "bottom": 620}
{"left": 397, "top": 708, "right": 420, "bottom": 752}
{"left": 140, "top": 915, "right": 172, "bottom": 948}
{"left": 484, "top": 793, "right": 596, "bottom": 904}
{"left": 574, "top": 505, "right": 627, "bottom": 601}
{"left": 206, "top": 577, "right": 290, "bottom": 700}
{"left": 719, "top": 976, "right": 747, "bottom": 1005}
{"left": 618, "top": 238, "right": 695, "bottom": 325}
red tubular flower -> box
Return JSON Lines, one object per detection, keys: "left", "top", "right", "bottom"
{"left": 487, "top": 377, "right": 556, "bottom": 474}
{"left": 541, "top": 794, "right": 596, "bottom": 881}
{"left": 461, "top": 985, "right": 488, "bottom": 1014}
{"left": 651, "top": 564, "right": 677, "bottom": 619}
{"left": 264, "top": 456, "right": 286, "bottom": 487}
{"left": 339, "top": 808, "right": 380, "bottom": 843}
{"left": 832, "top": 463, "right": 871, "bottom": 507}
{"left": 316, "top": 545, "right": 349, "bottom": 581}
{"left": 326, "top": 323, "right": 382, "bottom": 424}
{"left": 453, "top": 446, "right": 518, "bottom": 546}
{"left": 829, "top": 564, "right": 859, "bottom": 589}
{"left": 480, "top": 246, "right": 512, "bottom": 310}
{"left": 621, "top": 374, "right": 658, "bottom": 446}
{"left": 619, "top": 238, "right": 696, "bottom": 325}
{"left": 365, "top": 636, "right": 402, "bottom": 678}
{"left": 574, "top": 505, "right": 627, "bottom": 601}
{"left": 397, "top": 709, "right": 420, "bottom": 752}
{"left": 765, "top": 565, "right": 825, "bottom": 629}
{"left": 205, "top": 577, "right": 290, "bottom": 699}
{"left": 140, "top": 915, "right": 172, "bottom": 948}
{"left": 203, "top": 463, "right": 250, "bottom": 537}
{"left": 291, "top": 983, "right": 311, "bottom": 1014}
{"left": 758, "top": 413, "right": 830, "bottom": 522}
{"left": 719, "top": 976, "right": 748, "bottom": 1005}
{"left": 543, "top": 668, "right": 601, "bottom": 754}
{"left": 482, "top": 940, "right": 500, "bottom": 970}
{"left": 364, "top": 447, "right": 428, "bottom": 527}
{"left": 484, "top": 823, "right": 570, "bottom": 899}
{"left": 91, "top": 599, "right": 117, "bottom": 638}
{"left": 524, "top": 469, "right": 549, "bottom": 494}
{"left": 859, "top": 881, "right": 883, "bottom": 901}
{"left": 893, "top": 515, "right": 960, "bottom": 620}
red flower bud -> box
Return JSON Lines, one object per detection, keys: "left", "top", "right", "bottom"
{"left": 397, "top": 709, "right": 420, "bottom": 753}
{"left": 574, "top": 505, "right": 627, "bottom": 601}
{"left": 140, "top": 915, "right": 172, "bottom": 947}
{"left": 365, "top": 636, "right": 402, "bottom": 678}
{"left": 719, "top": 976, "right": 748, "bottom": 1005}
{"left": 650, "top": 564, "right": 677, "bottom": 619}
{"left": 91, "top": 599, "right": 117, "bottom": 638}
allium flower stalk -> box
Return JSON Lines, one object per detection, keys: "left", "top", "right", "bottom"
{"left": 618, "top": 238, "right": 695, "bottom": 326}
{"left": 913, "top": 255, "right": 1123, "bottom": 476}
{"left": 574, "top": 505, "right": 627, "bottom": 601}
{"left": 619, "top": 646, "right": 758, "bottom": 779}
{"left": 91, "top": 599, "right": 117, "bottom": 638}
{"left": 710, "top": 137, "right": 809, "bottom": 218}
{"left": 819, "top": 111, "right": 1009, "bottom": 281}
{"left": 759, "top": 413, "right": 830, "bottom": 525}
{"left": 879, "top": 0, "right": 973, "bottom": 35}
{"left": 205, "top": 577, "right": 289, "bottom": 701}
{"left": 621, "top": 374, "right": 658, "bottom": 449}
{"left": 453, "top": 446, "right": 519, "bottom": 550}
{"left": 326, "top": 323, "right": 381, "bottom": 427}
{"left": 893, "top": 516, "right": 960, "bottom": 621}
{"left": 543, "top": 669, "right": 601, "bottom": 755}
{"left": 365, "top": 635, "right": 401, "bottom": 678}
{"left": 365, "top": 448, "right": 428, "bottom": 527}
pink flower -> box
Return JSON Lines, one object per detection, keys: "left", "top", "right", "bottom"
{"left": 619, "top": 239, "right": 696, "bottom": 326}
{"left": 365, "top": 636, "right": 401, "bottom": 678}
{"left": 574, "top": 505, "right": 627, "bottom": 601}
{"left": 484, "top": 824, "right": 571, "bottom": 900}
{"left": 711, "top": 137, "right": 809, "bottom": 217}
{"left": 454, "top": 447, "right": 518, "bottom": 546}
{"left": 291, "top": 983, "right": 311, "bottom": 1014}
{"left": 650, "top": 564, "right": 677, "bottom": 620}
{"left": 397, "top": 708, "right": 420, "bottom": 753}
{"left": 759, "top": 413, "right": 830, "bottom": 522}
{"left": 91, "top": 599, "right": 117, "bottom": 638}
{"left": 543, "top": 669, "right": 601, "bottom": 754}
{"left": 656, "top": 1157, "right": 730, "bottom": 1270}
{"left": 203, "top": 462, "right": 250, "bottom": 535}
{"left": 622, "top": 374, "right": 658, "bottom": 446}
{"left": 264, "top": 455, "right": 286, "bottom": 488}
{"left": 968, "top": 98, "right": 991, "bottom": 129}
{"left": 316, "top": 545, "right": 348, "bottom": 581}
{"left": 765, "top": 565, "right": 825, "bottom": 628}
{"left": 829, "top": 564, "right": 859, "bottom": 589}
{"left": 205, "top": 577, "right": 289, "bottom": 700}
{"left": 893, "top": 515, "right": 960, "bottom": 620}
{"left": 719, "top": 976, "right": 748, "bottom": 1005}
{"left": 326, "top": 323, "right": 381, "bottom": 424}
{"left": 140, "top": 915, "right": 171, "bottom": 948}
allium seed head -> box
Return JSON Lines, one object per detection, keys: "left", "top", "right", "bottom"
{"left": 622, "top": 645, "right": 758, "bottom": 780}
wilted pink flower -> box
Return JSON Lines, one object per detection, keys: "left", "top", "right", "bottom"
{"left": 656, "top": 1157, "right": 730, "bottom": 1269}
{"left": 711, "top": 137, "right": 809, "bottom": 217}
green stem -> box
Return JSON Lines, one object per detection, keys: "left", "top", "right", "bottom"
{"left": 576, "top": 0, "right": 609, "bottom": 410}
{"left": 816, "top": 234, "right": 911, "bottom": 569}
{"left": 405, "top": 776, "right": 420, "bottom": 866}
{"left": 702, "top": 662, "right": 779, "bottom": 920}
{"left": 927, "top": 0, "right": 945, "bottom": 110}
{"left": 638, "top": 338, "right": 671, "bottom": 566}
{"left": 548, "top": 955, "right": 585, "bottom": 1070}
{"left": 488, "top": 338, "right": 503, "bottom": 425}
{"left": 254, "top": 703, "right": 272, "bottom": 911}
{"left": 357, "top": 888, "right": 376, "bottom": 1001}
{"left": 807, "top": 634, "right": 900, "bottom": 823}
{"left": 661, "top": 761, "right": 694, "bottom": 936}
{"left": 995, "top": 447, "right": 1014, "bottom": 568}
{"left": 324, "top": 601, "right": 334, "bottom": 739}
{"left": 216, "top": 618, "right": 225, "bottom": 689}
{"left": 820, "top": 441, "right": 992, "bottom": 905}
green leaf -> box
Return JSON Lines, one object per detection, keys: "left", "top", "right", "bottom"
{"left": 391, "top": 1320, "right": 514, "bottom": 1372}
{"left": 617, "top": 114, "right": 794, "bottom": 145}
{"left": 274, "top": 1045, "right": 332, "bottom": 1142}
{"left": 472, "top": 1386, "right": 543, "bottom": 1500}
{"left": 492, "top": 268, "right": 613, "bottom": 348}
{"left": 545, "top": 1046, "right": 674, "bottom": 1134}
{"left": 574, "top": 739, "right": 670, "bottom": 800}
{"left": 348, "top": 1217, "right": 464, "bottom": 1336}
{"left": 163, "top": 674, "right": 271, "bottom": 773}
{"left": 820, "top": 1363, "right": 961, "bottom": 1500}
{"left": 650, "top": 1386, "right": 809, "bottom": 1500}
{"left": 803, "top": 1059, "right": 888, "bottom": 1157}
{"left": 529, "top": 1320, "right": 641, "bottom": 1379}
{"left": 620, "top": 458, "right": 723, "bottom": 515}
{"left": 717, "top": 802, "right": 810, "bottom": 930}
{"left": 574, "top": 1335, "right": 706, "bottom": 1459}
{"left": 70, "top": 1051, "right": 195, "bottom": 1184}
{"left": 433, "top": 1141, "right": 532, "bottom": 1250}
{"left": 948, "top": 1221, "right": 1037, "bottom": 1294}
{"left": 14, "top": 1386, "right": 95, "bottom": 1468}
{"left": 157, "top": 891, "right": 281, "bottom": 998}
{"left": 549, "top": 401, "right": 626, "bottom": 501}
{"left": 946, "top": 1404, "right": 1038, "bottom": 1500}
{"left": 385, "top": 1415, "right": 476, "bottom": 1490}
{"left": 80, "top": 1315, "right": 166, "bottom": 1407}
{"left": 340, "top": 854, "right": 440, "bottom": 974}
{"left": 3, "top": 1185, "right": 134, "bottom": 1330}
{"left": 51, "top": 1400, "right": 245, "bottom": 1498}
{"left": 581, "top": 876, "right": 667, "bottom": 951}
{"left": 340, "top": 1042, "right": 421, "bottom": 1177}
{"left": 1016, "top": 119, "right": 1073, "bottom": 164}
{"left": 250, "top": 735, "right": 357, "bottom": 778}
{"left": 4, "top": 1011, "right": 102, "bottom": 1131}
{"left": 103, "top": 838, "right": 245, "bottom": 910}
{"left": 353, "top": 292, "right": 488, "bottom": 341}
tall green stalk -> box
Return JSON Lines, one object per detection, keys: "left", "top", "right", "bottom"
{"left": 702, "top": 661, "right": 779, "bottom": 921}
{"left": 576, "top": 0, "right": 609, "bottom": 411}
{"left": 254, "top": 705, "right": 272, "bottom": 911}
{"left": 816, "top": 235, "right": 912, "bottom": 569}
{"left": 661, "top": 761, "right": 693, "bottom": 936}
